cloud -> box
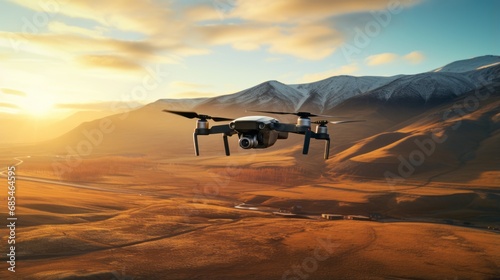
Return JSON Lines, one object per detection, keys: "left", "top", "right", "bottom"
{"left": 48, "top": 21, "right": 103, "bottom": 38}
{"left": 1, "top": 88, "right": 26, "bottom": 96}
{"left": 185, "top": 4, "right": 224, "bottom": 22}
{"left": 76, "top": 54, "right": 144, "bottom": 71}
{"left": 198, "top": 23, "right": 343, "bottom": 60}
{"left": 268, "top": 24, "right": 344, "bottom": 60}
{"left": 1, "top": 1, "right": 193, "bottom": 68}
{"left": 4, "top": 0, "right": 424, "bottom": 64}
{"left": 0, "top": 31, "right": 181, "bottom": 69}
{"left": 403, "top": 51, "right": 425, "bottom": 64}
{"left": 301, "top": 63, "right": 359, "bottom": 82}
{"left": 366, "top": 51, "right": 425, "bottom": 66}
{"left": 365, "top": 53, "right": 399, "bottom": 66}
{"left": 0, "top": 102, "right": 20, "bottom": 109}
{"left": 8, "top": 32, "right": 159, "bottom": 59}
{"left": 198, "top": 24, "right": 280, "bottom": 49}
{"left": 190, "top": 1, "right": 421, "bottom": 59}
{"left": 8, "top": 0, "right": 175, "bottom": 35}
{"left": 231, "top": 0, "right": 420, "bottom": 23}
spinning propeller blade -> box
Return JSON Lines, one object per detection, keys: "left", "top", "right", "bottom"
{"left": 249, "top": 110, "right": 341, "bottom": 118}
{"left": 329, "top": 120, "right": 365, "bottom": 125}
{"left": 163, "top": 110, "right": 233, "bottom": 122}
{"left": 312, "top": 120, "right": 365, "bottom": 125}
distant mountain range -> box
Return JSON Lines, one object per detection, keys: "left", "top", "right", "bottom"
{"left": 6, "top": 55, "right": 500, "bottom": 185}
{"left": 160, "top": 54, "right": 500, "bottom": 113}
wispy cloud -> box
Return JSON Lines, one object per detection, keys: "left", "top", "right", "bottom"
{"left": 403, "top": 51, "right": 425, "bottom": 64}
{"left": 48, "top": 21, "right": 103, "bottom": 38}
{"left": 76, "top": 54, "right": 144, "bottom": 71}
{"left": 0, "top": 102, "right": 20, "bottom": 109}
{"left": 366, "top": 51, "right": 426, "bottom": 66}
{"left": 4, "top": 0, "right": 421, "bottom": 63}
{"left": 198, "top": 23, "right": 343, "bottom": 60}
{"left": 1, "top": 88, "right": 26, "bottom": 96}
{"left": 0, "top": 31, "right": 180, "bottom": 73}
{"left": 366, "top": 53, "right": 399, "bottom": 66}
{"left": 191, "top": 0, "right": 418, "bottom": 60}
{"left": 230, "top": 0, "right": 420, "bottom": 23}
{"left": 267, "top": 24, "right": 344, "bottom": 60}
{"left": 8, "top": 0, "right": 174, "bottom": 35}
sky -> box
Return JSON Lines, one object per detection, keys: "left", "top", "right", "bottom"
{"left": 0, "top": 0, "right": 498, "bottom": 118}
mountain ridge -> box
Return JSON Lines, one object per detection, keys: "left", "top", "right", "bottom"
{"left": 154, "top": 55, "right": 500, "bottom": 113}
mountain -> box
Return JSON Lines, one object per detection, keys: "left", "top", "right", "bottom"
{"left": 433, "top": 55, "right": 500, "bottom": 73}
{"left": 195, "top": 80, "right": 307, "bottom": 113}
{"left": 154, "top": 98, "right": 206, "bottom": 111}
{"left": 190, "top": 55, "right": 500, "bottom": 114}
{"left": 335, "top": 64, "right": 500, "bottom": 110}
{"left": 290, "top": 75, "right": 402, "bottom": 112}
{"left": 327, "top": 83, "right": 500, "bottom": 185}
{"left": 0, "top": 103, "right": 143, "bottom": 144}
{"left": 13, "top": 55, "right": 500, "bottom": 185}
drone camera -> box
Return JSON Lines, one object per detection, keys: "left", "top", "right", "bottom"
{"left": 239, "top": 135, "right": 258, "bottom": 149}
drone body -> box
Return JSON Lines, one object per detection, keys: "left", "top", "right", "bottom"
{"left": 164, "top": 110, "right": 363, "bottom": 160}
{"left": 229, "top": 116, "right": 287, "bottom": 149}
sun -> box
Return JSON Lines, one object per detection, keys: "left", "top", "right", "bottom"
{"left": 19, "top": 94, "right": 55, "bottom": 117}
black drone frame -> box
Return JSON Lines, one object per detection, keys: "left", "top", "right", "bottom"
{"left": 164, "top": 110, "right": 363, "bottom": 160}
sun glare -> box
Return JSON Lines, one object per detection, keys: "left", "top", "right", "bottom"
{"left": 20, "top": 94, "right": 55, "bottom": 117}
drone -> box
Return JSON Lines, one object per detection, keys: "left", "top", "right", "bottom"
{"left": 163, "top": 110, "right": 364, "bottom": 159}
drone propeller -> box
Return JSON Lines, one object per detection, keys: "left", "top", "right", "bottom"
{"left": 248, "top": 110, "right": 341, "bottom": 118}
{"left": 163, "top": 110, "right": 233, "bottom": 122}
{"left": 313, "top": 120, "right": 365, "bottom": 125}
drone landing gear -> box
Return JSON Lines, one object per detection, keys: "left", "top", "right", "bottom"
{"left": 302, "top": 129, "right": 331, "bottom": 160}
{"left": 193, "top": 130, "right": 233, "bottom": 157}
{"left": 223, "top": 134, "right": 230, "bottom": 156}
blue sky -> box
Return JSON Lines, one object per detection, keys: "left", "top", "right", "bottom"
{"left": 0, "top": 0, "right": 498, "bottom": 117}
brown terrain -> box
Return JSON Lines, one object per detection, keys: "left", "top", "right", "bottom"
{"left": 0, "top": 149, "right": 498, "bottom": 280}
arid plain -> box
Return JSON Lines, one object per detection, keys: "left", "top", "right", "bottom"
{"left": 0, "top": 145, "right": 498, "bottom": 279}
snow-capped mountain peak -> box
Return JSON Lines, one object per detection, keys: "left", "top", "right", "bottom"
{"left": 158, "top": 55, "right": 500, "bottom": 114}
{"left": 432, "top": 55, "right": 500, "bottom": 73}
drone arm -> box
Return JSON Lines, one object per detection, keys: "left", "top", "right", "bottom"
{"left": 209, "top": 124, "right": 235, "bottom": 134}
{"left": 209, "top": 124, "right": 234, "bottom": 156}
{"left": 274, "top": 123, "right": 299, "bottom": 133}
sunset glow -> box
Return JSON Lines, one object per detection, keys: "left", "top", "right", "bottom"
{"left": 19, "top": 93, "right": 55, "bottom": 117}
